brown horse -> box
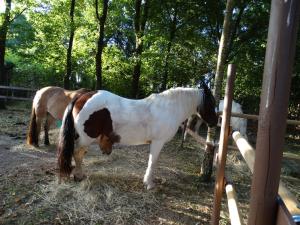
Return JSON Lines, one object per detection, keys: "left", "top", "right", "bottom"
{"left": 27, "top": 86, "right": 89, "bottom": 147}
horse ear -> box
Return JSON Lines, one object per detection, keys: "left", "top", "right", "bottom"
{"left": 109, "top": 132, "right": 121, "bottom": 143}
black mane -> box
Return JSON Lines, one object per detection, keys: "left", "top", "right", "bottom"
{"left": 198, "top": 80, "right": 218, "bottom": 127}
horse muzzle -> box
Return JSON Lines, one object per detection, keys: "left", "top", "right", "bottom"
{"left": 102, "top": 149, "right": 112, "bottom": 155}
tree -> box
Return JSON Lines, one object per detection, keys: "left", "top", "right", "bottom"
{"left": 2, "top": 0, "right": 296, "bottom": 125}
{"left": 64, "top": 0, "right": 76, "bottom": 89}
{"left": 160, "top": 1, "right": 177, "bottom": 91}
{"left": 200, "top": 0, "right": 235, "bottom": 181}
{"left": 95, "top": 0, "right": 109, "bottom": 90}
{"left": 131, "top": 0, "right": 149, "bottom": 98}
{"left": 0, "top": 0, "right": 12, "bottom": 109}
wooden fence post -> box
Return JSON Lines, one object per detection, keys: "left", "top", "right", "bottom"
{"left": 211, "top": 64, "right": 236, "bottom": 225}
{"left": 247, "top": 1, "right": 300, "bottom": 224}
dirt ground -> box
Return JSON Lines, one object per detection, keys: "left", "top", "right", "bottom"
{"left": 0, "top": 102, "right": 299, "bottom": 225}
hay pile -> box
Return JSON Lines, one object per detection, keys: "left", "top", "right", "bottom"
{"left": 34, "top": 138, "right": 216, "bottom": 225}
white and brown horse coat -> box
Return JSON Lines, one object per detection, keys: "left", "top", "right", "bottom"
{"left": 58, "top": 87, "right": 218, "bottom": 189}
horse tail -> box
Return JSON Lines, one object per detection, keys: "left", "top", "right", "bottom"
{"left": 27, "top": 107, "right": 39, "bottom": 146}
{"left": 57, "top": 96, "right": 79, "bottom": 178}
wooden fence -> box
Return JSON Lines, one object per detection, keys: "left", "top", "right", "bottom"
{"left": 184, "top": 62, "right": 300, "bottom": 224}
{"left": 232, "top": 131, "right": 300, "bottom": 225}
{"left": 0, "top": 85, "right": 36, "bottom": 101}
{"left": 185, "top": 1, "right": 300, "bottom": 222}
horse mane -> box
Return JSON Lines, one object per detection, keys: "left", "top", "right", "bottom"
{"left": 197, "top": 81, "right": 218, "bottom": 127}
{"left": 156, "top": 87, "right": 199, "bottom": 99}
{"left": 198, "top": 80, "right": 216, "bottom": 110}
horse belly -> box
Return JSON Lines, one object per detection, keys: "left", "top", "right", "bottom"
{"left": 47, "top": 99, "right": 70, "bottom": 120}
{"left": 116, "top": 124, "right": 149, "bottom": 145}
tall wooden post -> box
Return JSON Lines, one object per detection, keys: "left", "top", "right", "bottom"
{"left": 211, "top": 64, "right": 236, "bottom": 225}
{"left": 248, "top": 1, "right": 300, "bottom": 224}
{"left": 200, "top": 0, "right": 235, "bottom": 181}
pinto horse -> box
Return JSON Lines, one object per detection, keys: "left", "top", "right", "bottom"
{"left": 57, "top": 85, "right": 218, "bottom": 189}
{"left": 27, "top": 86, "right": 89, "bottom": 147}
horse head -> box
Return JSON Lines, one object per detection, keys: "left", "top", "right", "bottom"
{"left": 197, "top": 81, "right": 218, "bottom": 127}
{"left": 98, "top": 132, "right": 120, "bottom": 155}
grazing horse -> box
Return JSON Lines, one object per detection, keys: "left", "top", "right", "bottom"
{"left": 183, "top": 99, "right": 247, "bottom": 141}
{"left": 57, "top": 85, "right": 218, "bottom": 190}
{"left": 27, "top": 86, "right": 89, "bottom": 147}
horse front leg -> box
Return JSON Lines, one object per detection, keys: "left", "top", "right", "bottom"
{"left": 183, "top": 116, "right": 194, "bottom": 141}
{"left": 181, "top": 119, "right": 187, "bottom": 147}
{"left": 194, "top": 118, "right": 203, "bottom": 134}
{"left": 73, "top": 147, "right": 88, "bottom": 182}
{"left": 143, "top": 140, "right": 164, "bottom": 190}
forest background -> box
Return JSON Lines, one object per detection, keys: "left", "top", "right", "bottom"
{"left": 0, "top": 0, "right": 299, "bottom": 120}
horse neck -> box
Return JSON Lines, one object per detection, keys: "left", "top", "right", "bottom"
{"left": 162, "top": 88, "right": 201, "bottom": 122}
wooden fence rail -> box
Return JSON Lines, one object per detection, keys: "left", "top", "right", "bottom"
{"left": 225, "top": 179, "right": 244, "bottom": 225}
{"left": 185, "top": 95, "right": 300, "bottom": 225}
{"left": 232, "top": 131, "right": 300, "bottom": 225}
{"left": 0, "top": 85, "right": 36, "bottom": 101}
{"left": 0, "top": 85, "right": 36, "bottom": 91}
{"left": 229, "top": 112, "right": 300, "bottom": 126}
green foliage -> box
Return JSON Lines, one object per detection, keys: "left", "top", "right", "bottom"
{"left": 1, "top": 0, "right": 299, "bottom": 118}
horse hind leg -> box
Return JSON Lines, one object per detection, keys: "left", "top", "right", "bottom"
{"left": 73, "top": 147, "right": 88, "bottom": 182}
{"left": 35, "top": 116, "right": 43, "bottom": 146}
{"left": 27, "top": 108, "right": 40, "bottom": 146}
{"left": 27, "top": 110, "right": 43, "bottom": 147}
{"left": 143, "top": 140, "right": 164, "bottom": 190}
{"left": 44, "top": 113, "right": 55, "bottom": 145}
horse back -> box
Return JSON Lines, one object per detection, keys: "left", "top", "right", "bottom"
{"left": 33, "top": 86, "right": 86, "bottom": 120}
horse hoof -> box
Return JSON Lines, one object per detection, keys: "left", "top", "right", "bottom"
{"left": 74, "top": 174, "right": 86, "bottom": 182}
{"left": 143, "top": 180, "right": 155, "bottom": 190}
{"left": 146, "top": 183, "right": 155, "bottom": 190}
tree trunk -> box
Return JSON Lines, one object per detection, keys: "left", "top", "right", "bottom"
{"left": 132, "top": 36, "right": 142, "bottom": 98}
{"left": 64, "top": 0, "right": 76, "bottom": 90}
{"left": 161, "top": 4, "right": 177, "bottom": 92}
{"left": 161, "top": 41, "right": 171, "bottom": 91}
{"left": 200, "top": 0, "right": 235, "bottom": 182}
{"left": 131, "top": 0, "right": 149, "bottom": 98}
{"left": 95, "top": 0, "right": 109, "bottom": 90}
{"left": 0, "top": 0, "right": 12, "bottom": 109}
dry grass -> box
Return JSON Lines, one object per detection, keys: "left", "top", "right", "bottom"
{"left": 32, "top": 138, "right": 216, "bottom": 225}
{"left": 0, "top": 102, "right": 299, "bottom": 225}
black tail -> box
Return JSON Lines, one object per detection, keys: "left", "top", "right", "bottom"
{"left": 57, "top": 97, "right": 79, "bottom": 178}
{"left": 27, "top": 107, "right": 39, "bottom": 146}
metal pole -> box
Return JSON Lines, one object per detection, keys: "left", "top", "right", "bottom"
{"left": 248, "top": 1, "right": 300, "bottom": 224}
